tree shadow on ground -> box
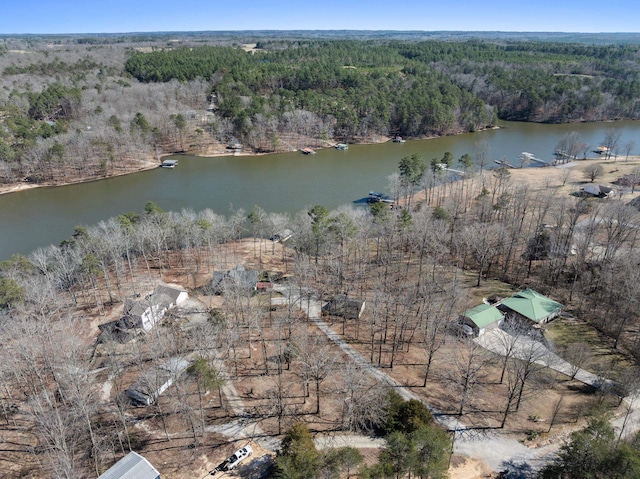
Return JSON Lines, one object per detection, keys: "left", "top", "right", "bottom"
{"left": 498, "top": 459, "right": 536, "bottom": 479}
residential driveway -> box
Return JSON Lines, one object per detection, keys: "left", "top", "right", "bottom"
{"left": 475, "top": 328, "right": 640, "bottom": 441}
{"left": 314, "top": 434, "right": 385, "bottom": 450}
{"left": 275, "top": 288, "right": 557, "bottom": 476}
{"left": 204, "top": 356, "right": 280, "bottom": 452}
{"left": 611, "top": 393, "right": 640, "bottom": 440}
{"left": 209, "top": 287, "right": 638, "bottom": 476}
{"left": 474, "top": 329, "right": 611, "bottom": 390}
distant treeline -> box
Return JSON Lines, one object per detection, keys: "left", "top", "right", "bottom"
{"left": 2, "top": 36, "right": 640, "bottom": 188}
{"left": 125, "top": 40, "right": 640, "bottom": 138}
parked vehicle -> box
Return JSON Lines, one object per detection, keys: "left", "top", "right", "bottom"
{"left": 215, "top": 445, "right": 253, "bottom": 472}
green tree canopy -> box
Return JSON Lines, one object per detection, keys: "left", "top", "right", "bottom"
{"left": 399, "top": 153, "right": 426, "bottom": 188}
{"left": 540, "top": 411, "right": 640, "bottom": 479}
{"left": 275, "top": 422, "right": 322, "bottom": 479}
{"left": 384, "top": 391, "right": 434, "bottom": 435}
{"left": 0, "top": 277, "right": 24, "bottom": 309}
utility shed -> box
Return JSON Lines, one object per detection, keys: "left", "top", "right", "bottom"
{"left": 460, "top": 304, "right": 504, "bottom": 336}
{"left": 499, "top": 289, "right": 563, "bottom": 325}
{"left": 126, "top": 358, "right": 190, "bottom": 406}
{"left": 581, "top": 184, "right": 615, "bottom": 198}
{"left": 322, "top": 296, "right": 365, "bottom": 319}
{"left": 98, "top": 451, "right": 160, "bottom": 479}
{"left": 212, "top": 265, "right": 259, "bottom": 294}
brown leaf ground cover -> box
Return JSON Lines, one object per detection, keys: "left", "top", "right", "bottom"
{"left": 3, "top": 162, "right": 639, "bottom": 478}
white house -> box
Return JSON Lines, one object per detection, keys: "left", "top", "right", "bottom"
{"left": 124, "top": 284, "right": 188, "bottom": 331}
{"left": 154, "top": 284, "right": 188, "bottom": 306}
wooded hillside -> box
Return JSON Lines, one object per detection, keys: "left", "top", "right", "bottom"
{"left": 1, "top": 34, "right": 640, "bottom": 187}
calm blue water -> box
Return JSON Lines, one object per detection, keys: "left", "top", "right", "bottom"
{"left": 1, "top": 120, "right": 639, "bottom": 259}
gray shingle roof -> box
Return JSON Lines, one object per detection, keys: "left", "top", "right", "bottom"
{"left": 98, "top": 451, "right": 160, "bottom": 479}
{"left": 154, "top": 284, "right": 187, "bottom": 304}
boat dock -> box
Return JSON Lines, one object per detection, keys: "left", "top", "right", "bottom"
{"left": 494, "top": 159, "right": 516, "bottom": 169}
{"left": 367, "top": 191, "right": 394, "bottom": 205}
{"left": 437, "top": 164, "right": 465, "bottom": 175}
{"left": 520, "top": 152, "right": 548, "bottom": 166}
{"left": 161, "top": 159, "right": 178, "bottom": 168}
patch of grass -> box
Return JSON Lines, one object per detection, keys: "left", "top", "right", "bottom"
{"left": 459, "top": 270, "right": 516, "bottom": 305}
{"left": 545, "top": 318, "right": 632, "bottom": 374}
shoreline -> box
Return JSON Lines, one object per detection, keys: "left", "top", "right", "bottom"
{"left": 0, "top": 147, "right": 297, "bottom": 197}
{"left": 0, "top": 127, "right": 497, "bottom": 196}
{"left": 400, "top": 154, "right": 640, "bottom": 208}
{"left": 0, "top": 157, "right": 162, "bottom": 196}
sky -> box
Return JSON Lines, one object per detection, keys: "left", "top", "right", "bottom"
{"left": 1, "top": 0, "right": 639, "bottom": 35}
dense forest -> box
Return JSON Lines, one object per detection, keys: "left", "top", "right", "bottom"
{"left": 125, "top": 39, "right": 640, "bottom": 127}
{"left": 1, "top": 34, "right": 640, "bottom": 186}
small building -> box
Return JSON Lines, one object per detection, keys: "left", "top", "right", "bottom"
{"left": 161, "top": 159, "right": 178, "bottom": 168}
{"left": 580, "top": 184, "right": 615, "bottom": 198}
{"left": 270, "top": 229, "right": 293, "bottom": 243}
{"left": 212, "top": 265, "right": 259, "bottom": 294}
{"left": 98, "top": 451, "right": 160, "bottom": 479}
{"left": 126, "top": 357, "right": 190, "bottom": 406}
{"left": 256, "top": 281, "right": 273, "bottom": 291}
{"left": 322, "top": 296, "right": 365, "bottom": 319}
{"left": 498, "top": 289, "right": 563, "bottom": 325}
{"left": 459, "top": 304, "right": 504, "bottom": 336}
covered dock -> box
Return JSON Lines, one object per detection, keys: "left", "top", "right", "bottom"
{"left": 161, "top": 159, "right": 178, "bottom": 168}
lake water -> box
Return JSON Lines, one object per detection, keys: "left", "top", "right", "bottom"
{"left": 1, "top": 120, "right": 640, "bottom": 259}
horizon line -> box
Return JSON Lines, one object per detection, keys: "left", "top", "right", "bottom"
{"left": 2, "top": 29, "right": 640, "bottom": 37}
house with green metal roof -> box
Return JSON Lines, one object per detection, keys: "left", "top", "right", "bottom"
{"left": 499, "top": 288, "right": 562, "bottom": 325}
{"left": 460, "top": 303, "right": 504, "bottom": 336}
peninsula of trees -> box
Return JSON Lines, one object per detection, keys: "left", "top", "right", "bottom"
{"left": 1, "top": 33, "right": 640, "bottom": 187}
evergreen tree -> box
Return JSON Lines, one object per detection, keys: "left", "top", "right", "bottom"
{"left": 275, "top": 422, "right": 321, "bottom": 479}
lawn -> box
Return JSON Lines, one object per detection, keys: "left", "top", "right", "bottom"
{"left": 545, "top": 316, "right": 633, "bottom": 376}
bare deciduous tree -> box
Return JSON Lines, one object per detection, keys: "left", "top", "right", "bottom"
{"left": 337, "top": 364, "right": 388, "bottom": 433}
{"left": 450, "top": 338, "right": 488, "bottom": 415}
{"left": 562, "top": 342, "right": 592, "bottom": 379}
{"left": 295, "top": 333, "right": 338, "bottom": 415}
{"left": 583, "top": 163, "right": 604, "bottom": 182}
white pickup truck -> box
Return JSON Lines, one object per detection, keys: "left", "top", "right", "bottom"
{"left": 216, "top": 445, "right": 253, "bottom": 472}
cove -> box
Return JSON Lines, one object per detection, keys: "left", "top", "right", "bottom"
{"left": 1, "top": 120, "right": 640, "bottom": 260}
